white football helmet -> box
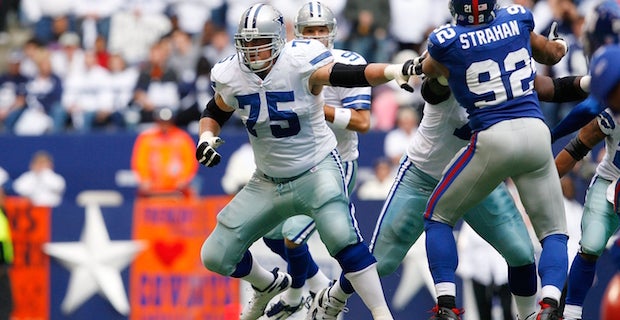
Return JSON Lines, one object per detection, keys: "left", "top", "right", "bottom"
{"left": 234, "top": 3, "right": 286, "bottom": 73}
{"left": 294, "top": 1, "right": 337, "bottom": 49}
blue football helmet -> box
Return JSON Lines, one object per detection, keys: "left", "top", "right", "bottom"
{"left": 449, "top": 0, "right": 498, "bottom": 26}
{"left": 582, "top": 0, "right": 620, "bottom": 59}
{"left": 589, "top": 44, "right": 620, "bottom": 106}
{"left": 234, "top": 3, "right": 286, "bottom": 73}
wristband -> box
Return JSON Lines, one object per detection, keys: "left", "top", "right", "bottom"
{"left": 332, "top": 108, "right": 352, "bottom": 129}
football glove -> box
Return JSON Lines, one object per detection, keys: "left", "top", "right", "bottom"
{"left": 384, "top": 64, "right": 414, "bottom": 92}
{"left": 548, "top": 21, "right": 568, "bottom": 55}
{"left": 196, "top": 131, "right": 224, "bottom": 167}
{"left": 403, "top": 55, "right": 425, "bottom": 76}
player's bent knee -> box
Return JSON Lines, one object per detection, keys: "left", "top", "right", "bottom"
{"left": 335, "top": 243, "right": 376, "bottom": 273}
{"left": 376, "top": 258, "right": 399, "bottom": 277}
{"left": 200, "top": 238, "right": 235, "bottom": 276}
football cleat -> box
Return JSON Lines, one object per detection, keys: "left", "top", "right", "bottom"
{"left": 305, "top": 287, "right": 347, "bottom": 320}
{"left": 429, "top": 305, "right": 463, "bottom": 320}
{"left": 536, "top": 298, "right": 563, "bottom": 320}
{"left": 264, "top": 297, "right": 305, "bottom": 319}
{"left": 240, "top": 268, "right": 292, "bottom": 320}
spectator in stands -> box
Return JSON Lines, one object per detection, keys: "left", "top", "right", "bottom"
{"left": 168, "top": 0, "right": 223, "bottom": 37}
{"left": 0, "top": 51, "right": 28, "bottom": 133}
{"left": 174, "top": 56, "right": 212, "bottom": 131}
{"left": 8, "top": 51, "right": 62, "bottom": 135}
{"left": 0, "top": 0, "right": 18, "bottom": 44}
{"left": 19, "top": 38, "right": 45, "bottom": 78}
{"left": 20, "top": 0, "right": 76, "bottom": 45}
{"left": 13, "top": 150, "right": 66, "bottom": 207}
{"left": 388, "top": 0, "right": 451, "bottom": 54}
{"left": 168, "top": 29, "right": 201, "bottom": 121}
{"left": 356, "top": 157, "right": 394, "bottom": 200}
{"left": 201, "top": 26, "right": 235, "bottom": 67}
{"left": 108, "top": 53, "right": 139, "bottom": 128}
{"left": 73, "top": 0, "right": 122, "bottom": 50}
{"left": 383, "top": 107, "right": 419, "bottom": 167}
{"left": 61, "top": 50, "right": 120, "bottom": 132}
{"left": 342, "top": 0, "right": 393, "bottom": 63}
{"left": 131, "top": 107, "right": 198, "bottom": 198}
{"left": 50, "top": 32, "right": 86, "bottom": 80}
{"left": 129, "top": 39, "right": 180, "bottom": 128}
{"left": 107, "top": 0, "right": 172, "bottom": 66}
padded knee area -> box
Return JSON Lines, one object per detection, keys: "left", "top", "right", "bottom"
{"left": 335, "top": 243, "right": 376, "bottom": 273}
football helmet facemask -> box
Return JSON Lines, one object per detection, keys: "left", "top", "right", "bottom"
{"left": 294, "top": 1, "right": 337, "bottom": 49}
{"left": 449, "top": 0, "right": 498, "bottom": 26}
{"left": 234, "top": 3, "right": 286, "bottom": 73}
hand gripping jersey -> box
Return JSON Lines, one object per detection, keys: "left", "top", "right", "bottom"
{"left": 427, "top": 5, "right": 543, "bottom": 132}
{"left": 211, "top": 39, "right": 336, "bottom": 178}
{"left": 324, "top": 49, "right": 371, "bottom": 162}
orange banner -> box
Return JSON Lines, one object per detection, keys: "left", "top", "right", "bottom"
{"left": 5, "top": 197, "right": 50, "bottom": 320}
{"left": 130, "top": 196, "right": 240, "bottom": 320}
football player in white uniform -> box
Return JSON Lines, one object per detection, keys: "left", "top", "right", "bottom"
{"left": 195, "top": 3, "right": 412, "bottom": 320}
{"left": 261, "top": 2, "right": 372, "bottom": 319}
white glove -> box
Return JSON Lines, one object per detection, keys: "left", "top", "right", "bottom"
{"left": 548, "top": 21, "right": 568, "bottom": 55}
{"left": 196, "top": 131, "right": 224, "bottom": 167}
{"left": 384, "top": 64, "right": 414, "bottom": 92}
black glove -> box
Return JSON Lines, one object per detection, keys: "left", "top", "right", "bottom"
{"left": 196, "top": 132, "right": 224, "bottom": 167}
{"left": 403, "top": 55, "right": 425, "bottom": 76}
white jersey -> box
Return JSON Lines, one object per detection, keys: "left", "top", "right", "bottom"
{"left": 594, "top": 109, "right": 620, "bottom": 181}
{"left": 324, "top": 49, "right": 371, "bottom": 162}
{"left": 407, "top": 94, "right": 471, "bottom": 179}
{"left": 211, "top": 39, "right": 336, "bottom": 178}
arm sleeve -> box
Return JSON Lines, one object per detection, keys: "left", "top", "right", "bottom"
{"left": 550, "top": 96, "right": 604, "bottom": 142}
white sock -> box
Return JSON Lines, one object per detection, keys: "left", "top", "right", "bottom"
{"left": 307, "top": 269, "right": 330, "bottom": 294}
{"left": 371, "top": 306, "right": 394, "bottom": 320}
{"left": 540, "top": 285, "right": 562, "bottom": 303}
{"left": 513, "top": 294, "right": 538, "bottom": 320}
{"left": 344, "top": 264, "right": 392, "bottom": 317}
{"left": 241, "top": 257, "right": 276, "bottom": 290}
{"left": 282, "top": 287, "right": 303, "bottom": 306}
{"left": 563, "top": 304, "right": 583, "bottom": 320}
{"left": 330, "top": 280, "right": 351, "bottom": 301}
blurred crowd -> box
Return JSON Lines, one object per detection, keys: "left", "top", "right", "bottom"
{"left": 0, "top": 0, "right": 600, "bottom": 136}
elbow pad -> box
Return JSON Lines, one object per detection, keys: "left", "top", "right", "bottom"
{"left": 421, "top": 78, "right": 451, "bottom": 105}
{"left": 202, "top": 98, "right": 234, "bottom": 127}
{"left": 551, "top": 76, "right": 588, "bottom": 103}
{"left": 329, "top": 63, "right": 370, "bottom": 88}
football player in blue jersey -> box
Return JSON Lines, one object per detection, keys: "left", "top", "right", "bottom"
{"left": 260, "top": 2, "right": 372, "bottom": 319}
{"left": 303, "top": 69, "right": 590, "bottom": 320}
{"left": 413, "top": 0, "right": 570, "bottom": 319}
{"left": 554, "top": 43, "right": 620, "bottom": 320}
{"left": 194, "top": 3, "right": 414, "bottom": 320}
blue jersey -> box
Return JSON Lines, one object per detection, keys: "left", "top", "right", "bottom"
{"left": 427, "top": 5, "right": 543, "bottom": 132}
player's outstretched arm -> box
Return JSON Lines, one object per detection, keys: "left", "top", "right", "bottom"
{"left": 555, "top": 118, "right": 604, "bottom": 177}
{"left": 534, "top": 75, "right": 590, "bottom": 103}
{"left": 311, "top": 62, "right": 414, "bottom": 92}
